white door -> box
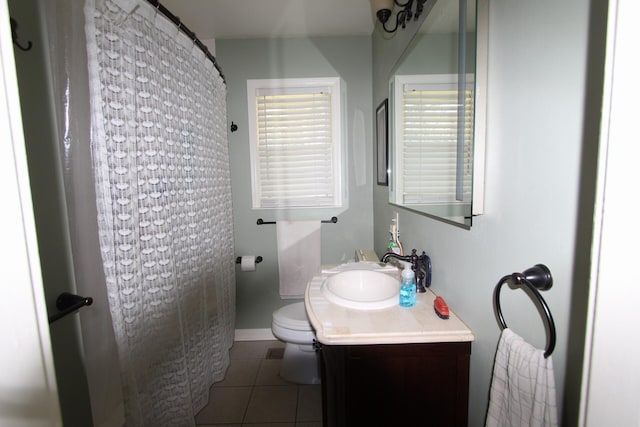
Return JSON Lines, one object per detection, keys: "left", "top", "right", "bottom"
{"left": 580, "top": 0, "right": 640, "bottom": 424}
{"left": 0, "top": 0, "right": 62, "bottom": 424}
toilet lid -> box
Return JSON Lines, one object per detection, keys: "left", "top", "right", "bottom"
{"left": 273, "top": 302, "right": 312, "bottom": 331}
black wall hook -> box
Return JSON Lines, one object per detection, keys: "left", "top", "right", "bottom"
{"left": 230, "top": 121, "right": 238, "bottom": 132}
{"left": 10, "top": 17, "right": 33, "bottom": 52}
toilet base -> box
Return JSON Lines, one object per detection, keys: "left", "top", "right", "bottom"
{"left": 279, "top": 342, "right": 321, "bottom": 385}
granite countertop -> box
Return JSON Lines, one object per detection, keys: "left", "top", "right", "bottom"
{"left": 304, "top": 263, "right": 475, "bottom": 345}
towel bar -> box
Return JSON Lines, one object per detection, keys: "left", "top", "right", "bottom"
{"left": 257, "top": 216, "right": 338, "bottom": 225}
{"left": 493, "top": 264, "right": 556, "bottom": 358}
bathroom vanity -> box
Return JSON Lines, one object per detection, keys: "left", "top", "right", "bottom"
{"left": 305, "top": 266, "right": 474, "bottom": 426}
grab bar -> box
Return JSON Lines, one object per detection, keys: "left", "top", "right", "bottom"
{"left": 493, "top": 264, "right": 556, "bottom": 358}
{"left": 257, "top": 216, "right": 338, "bottom": 225}
{"left": 48, "top": 292, "right": 93, "bottom": 324}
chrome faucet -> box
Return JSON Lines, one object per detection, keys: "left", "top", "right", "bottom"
{"left": 381, "top": 249, "right": 432, "bottom": 293}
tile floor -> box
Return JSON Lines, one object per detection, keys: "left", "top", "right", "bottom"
{"left": 195, "top": 340, "right": 323, "bottom": 426}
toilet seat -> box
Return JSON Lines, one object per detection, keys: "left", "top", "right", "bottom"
{"left": 272, "top": 302, "right": 313, "bottom": 332}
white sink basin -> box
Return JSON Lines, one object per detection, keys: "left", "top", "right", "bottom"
{"left": 321, "top": 269, "right": 400, "bottom": 310}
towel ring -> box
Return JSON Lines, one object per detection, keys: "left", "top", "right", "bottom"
{"left": 494, "top": 264, "right": 556, "bottom": 358}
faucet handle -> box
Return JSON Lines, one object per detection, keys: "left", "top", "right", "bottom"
{"left": 414, "top": 252, "right": 431, "bottom": 292}
{"left": 424, "top": 254, "right": 432, "bottom": 288}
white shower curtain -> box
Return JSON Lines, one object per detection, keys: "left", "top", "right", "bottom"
{"left": 84, "top": 0, "right": 235, "bottom": 424}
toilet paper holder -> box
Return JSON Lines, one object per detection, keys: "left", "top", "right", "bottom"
{"left": 236, "top": 256, "right": 263, "bottom": 264}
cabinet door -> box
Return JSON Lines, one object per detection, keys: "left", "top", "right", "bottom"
{"left": 321, "top": 342, "right": 471, "bottom": 427}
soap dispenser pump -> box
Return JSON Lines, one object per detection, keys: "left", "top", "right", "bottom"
{"left": 399, "top": 261, "right": 416, "bottom": 307}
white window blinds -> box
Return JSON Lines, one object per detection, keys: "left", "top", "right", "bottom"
{"left": 395, "top": 75, "right": 474, "bottom": 205}
{"left": 247, "top": 78, "right": 342, "bottom": 209}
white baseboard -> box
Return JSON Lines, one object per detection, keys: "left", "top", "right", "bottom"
{"left": 234, "top": 328, "right": 277, "bottom": 341}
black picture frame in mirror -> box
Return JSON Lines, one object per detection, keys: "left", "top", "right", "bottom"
{"left": 376, "top": 98, "right": 389, "bottom": 186}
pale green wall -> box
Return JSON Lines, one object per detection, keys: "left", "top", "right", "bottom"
{"left": 373, "top": 0, "right": 602, "bottom": 425}
{"left": 217, "top": 37, "right": 373, "bottom": 329}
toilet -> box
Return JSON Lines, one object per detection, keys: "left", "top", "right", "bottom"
{"left": 271, "top": 302, "right": 320, "bottom": 384}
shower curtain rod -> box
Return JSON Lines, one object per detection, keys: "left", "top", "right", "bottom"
{"left": 145, "top": 0, "right": 225, "bottom": 83}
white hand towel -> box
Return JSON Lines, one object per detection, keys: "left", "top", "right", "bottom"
{"left": 486, "top": 328, "right": 558, "bottom": 427}
{"left": 276, "top": 221, "right": 321, "bottom": 299}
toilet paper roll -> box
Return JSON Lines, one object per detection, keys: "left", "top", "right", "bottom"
{"left": 240, "top": 256, "right": 256, "bottom": 272}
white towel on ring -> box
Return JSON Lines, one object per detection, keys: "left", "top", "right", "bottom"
{"left": 486, "top": 328, "right": 558, "bottom": 427}
{"left": 276, "top": 221, "right": 321, "bottom": 299}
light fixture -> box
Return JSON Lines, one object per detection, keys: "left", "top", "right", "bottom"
{"left": 370, "top": 0, "right": 428, "bottom": 34}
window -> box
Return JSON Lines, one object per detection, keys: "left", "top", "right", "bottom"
{"left": 392, "top": 74, "right": 474, "bottom": 205}
{"left": 247, "top": 78, "right": 342, "bottom": 209}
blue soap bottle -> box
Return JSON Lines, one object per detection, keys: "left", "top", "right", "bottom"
{"left": 399, "top": 261, "right": 416, "bottom": 307}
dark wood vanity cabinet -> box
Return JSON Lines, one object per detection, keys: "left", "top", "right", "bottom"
{"left": 319, "top": 341, "right": 471, "bottom": 427}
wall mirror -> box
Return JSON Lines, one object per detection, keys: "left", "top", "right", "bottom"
{"left": 388, "top": 0, "right": 487, "bottom": 228}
